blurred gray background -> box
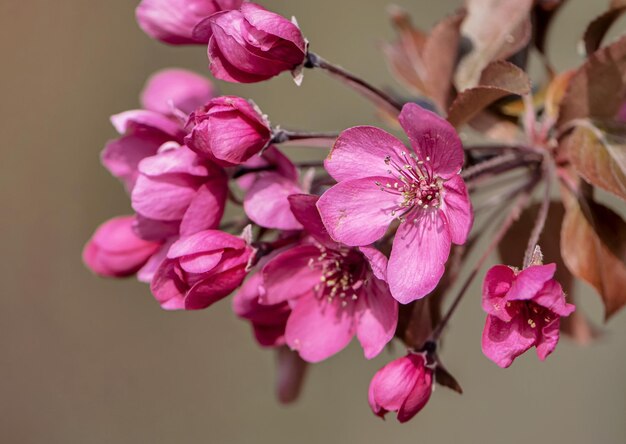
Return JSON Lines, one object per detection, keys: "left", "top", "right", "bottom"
{"left": 0, "top": 0, "right": 625, "bottom": 443}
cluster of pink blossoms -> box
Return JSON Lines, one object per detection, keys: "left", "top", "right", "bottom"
{"left": 85, "top": 0, "right": 581, "bottom": 423}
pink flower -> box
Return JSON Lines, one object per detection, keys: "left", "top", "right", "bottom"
{"left": 151, "top": 229, "right": 253, "bottom": 310}
{"left": 481, "top": 263, "right": 576, "bottom": 368}
{"left": 131, "top": 145, "right": 228, "bottom": 240}
{"left": 83, "top": 216, "right": 161, "bottom": 278}
{"left": 136, "top": 0, "right": 243, "bottom": 45}
{"left": 368, "top": 353, "right": 433, "bottom": 423}
{"left": 262, "top": 195, "right": 398, "bottom": 362}
{"left": 232, "top": 272, "right": 291, "bottom": 347}
{"left": 317, "top": 103, "right": 473, "bottom": 303}
{"left": 205, "top": 2, "right": 307, "bottom": 83}
{"left": 186, "top": 96, "right": 271, "bottom": 165}
{"left": 102, "top": 69, "right": 214, "bottom": 192}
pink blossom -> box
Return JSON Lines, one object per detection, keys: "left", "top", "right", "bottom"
{"left": 136, "top": 0, "right": 243, "bottom": 45}
{"left": 83, "top": 216, "right": 161, "bottom": 278}
{"left": 317, "top": 103, "right": 473, "bottom": 303}
{"left": 205, "top": 2, "right": 307, "bottom": 83}
{"left": 131, "top": 145, "right": 228, "bottom": 240}
{"left": 232, "top": 272, "right": 291, "bottom": 347}
{"left": 481, "top": 263, "right": 576, "bottom": 368}
{"left": 151, "top": 229, "right": 253, "bottom": 310}
{"left": 186, "top": 96, "right": 271, "bottom": 166}
{"left": 102, "top": 69, "right": 214, "bottom": 192}
{"left": 368, "top": 352, "right": 433, "bottom": 423}
{"left": 261, "top": 194, "right": 398, "bottom": 363}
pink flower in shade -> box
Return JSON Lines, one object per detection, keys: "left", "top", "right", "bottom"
{"left": 136, "top": 0, "right": 243, "bottom": 45}
{"left": 481, "top": 263, "right": 576, "bottom": 368}
{"left": 241, "top": 146, "right": 308, "bottom": 231}
{"left": 204, "top": 2, "right": 307, "bottom": 83}
{"left": 232, "top": 272, "right": 291, "bottom": 347}
{"left": 102, "top": 69, "right": 214, "bottom": 192}
{"left": 368, "top": 352, "right": 433, "bottom": 423}
{"left": 150, "top": 229, "right": 254, "bottom": 310}
{"left": 317, "top": 103, "right": 473, "bottom": 304}
{"left": 83, "top": 216, "right": 161, "bottom": 278}
{"left": 186, "top": 96, "right": 271, "bottom": 166}
{"left": 131, "top": 145, "right": 228, "bottom": 240}
{"left": 261, "top": 194, "right": 398, "bottom": 363}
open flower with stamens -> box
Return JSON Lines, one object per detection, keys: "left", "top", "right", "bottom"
{"left": 261, "top": 194, "right": 398, "bottom": 363}
{"left": 481, "top": 263, "right": 576, "bottom": 368}
{"left": 317, "top": 103, "right": 473, "bottom": 303}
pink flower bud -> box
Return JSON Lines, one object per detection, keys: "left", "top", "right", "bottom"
{"left": 83, "top": 216, "right": 161, "bottom": 278}
{"left": 136, "top": 0, "right": 243, "bottom": 45}
{"left": 186, "top": 96, "right": 271, "bottom": 166}
{"left": 204, "top": 2, "right": 307, "bottom": 83}
{"left": 151, "top": 230, "right": 254, "bottom": 310}
{"left": 368, "top": 353, "right": 433, "bottom": 423}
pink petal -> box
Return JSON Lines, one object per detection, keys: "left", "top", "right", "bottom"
{"left": 325, "top": 126, "right": 407, "bottom": 182}
{"left": 244, "top": 173, "right": 302, "bottom": 230}
{"left": 168, "top": 229, "right": 245, "bottom": 258}
{"left": 150, "top": 260, "right": 187, "bottom": 310}
{"left": 358, "top": 246, "right": 388, "bottom": 281}
{"left": 481, "top": 314, "right": 537, "bottom": 368}
{"left": 111, "top": 110, "right": 184, "bottom": 140}
{"left": 184, "top": 265, "right": 248, "bottom": 310}
{"left": 240, "top": 3, "right": 306, "bottom": 53}
{"left": 262, "top": 245, "right": 323, "bottom": 304}
{"left": 397, "top": 364, "right": 432, "bottom": 423}
{"left": 179, "top": 178, "right": 228, "bottom": 235}
{"left": 356, "top": 278, "right": 398, "bottom": 359}
{"left": 208, "top": 36, "right": 270, "bottom": 83}
{"left": 133, "top": 215, "right": 180, "bottom": 241}
{"left": 398, "top": 103, "right": 464, "bottom": 179}
{"left": 179, "top": 251, "right": 223, "bottom": 274}
{"left": 317, "top": 176, "right": 398, "bottom": 246}
{"left": 138, "top": 146, "right": 208, "bottom": 177}
{"left": 140, "top": 68, "right": 215, "bottom": 116}
{"left": 137, "top": 240, "right": 174, "bottom": 283}
{"left": 388, "top": 211, "right": 451, "bottom": 303}
{"left": 132, "top": 174, "right": 198, "bottom": 221}
{"left": 285, "top": 294, "right": 356, "bottom": 363}
{"left": 536, "top": 318, "right": 560, "bottom": 361}
{"left": 441, "top": 175, "right": 473, "bottom": 245}
{"left": 533, "top": 280, "right": 576, "bottom": 317}
{"left": 481, "top": 265, "right": 516, "bottom": 321}
{"left": 507, "top": 264, "right": 557, "bottom": 301}
{"left": 370, "top": 354, "right": 422, "bottom": 414}
{"left": 288, "top": 194, "right": 335, "bottom": 247}
{"left": 275, "top": 347, "right": 308, "bottom": 404}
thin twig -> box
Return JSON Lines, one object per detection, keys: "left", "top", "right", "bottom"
{"left": 523, "top": 155, "right": 554, "bottom": 267}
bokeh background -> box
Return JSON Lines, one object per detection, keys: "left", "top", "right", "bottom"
{"left": 1, "top": 0, "right": 625, "bottom": 443}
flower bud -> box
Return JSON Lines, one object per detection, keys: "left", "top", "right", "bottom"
{"left": 186, "top": 96, "right": 271, "bottom": 165}
{"left": 205, "top": 2, "right": 307, "bottom": 83}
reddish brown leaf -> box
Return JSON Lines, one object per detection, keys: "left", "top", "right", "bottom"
{"left": 455, "top": 0, "right": 533, "bottom": 90}
{"left": 563, "top": 121, "right": 626, "bottom": 201}
{"left": 383, "top": 8, "right": 464, "bottom": 112}
{"left": 435, "top": 363, "right": 463, "bottom": 394}
{"left": 447, "top": 61, "right": 531, "bottom": 127}
{"left": 533, "top": 0, "right": 570, "bottom": 55}
{"left": 561, "top": 192, "right": 626, "bottom": 320}
{"left": 275, "top": 346, "right": 308, "bottom": 404}
{"left": 558, "top": 36, "right": 626, "bottom": 126}
{"left": 469, "top": 111, "right": 522, "bottom": 142}
{"left": 583, "top": 3, "right": 626, "bottom": 56}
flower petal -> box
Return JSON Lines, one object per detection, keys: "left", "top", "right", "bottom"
{"left": 482, "top": 264, "right": 516, "bottom": 321}
{"left": 325, "top": 126, "right": 407, "bottom": 182}
{"left": 398, "top": 103, "right": 464, "bottom": 179}
{"left": 132, "top": 174, "right": 198, "bottom": 221}
{"left": 370, "top": 354, "right": 421, "bottom": 414}
{"left": 262, "top": 245, "right": 323, "bottom": 304}
{"left": 356, "top": 278, "right": 398, "bottom": 359}
{"left": 288, "top": 194, "right": 335, "bottom": 247}
{"left": 285, "top": 294, "right": 356, "bottom": 363}
{"left": 397, "top": 362, "right": 432, "bottom": 423}
{"left": 244, "top": 173, "right": 302, "bottom": 230}
{"left": 317, "top": 176, "right": 398, "bottom": 246}
{"left": 388, "top": 211, "right": 451, "bottom": 303}
{"left": 184, "top": 265, "right": 248, "bottom": 310}
{"left": 536, "top": 318, "right": 560, "bottom": 361}
{"left": 533, "top": 280, "right": 576, "bottom": 317}
{"left": 481, "top": 314, "right": 537, "bottom": 368}
{"left": 179, "top": 178, "right": 228, "bottom": 236}
{"left": 358, "top": 246, "right": 388, "bottom": 281}
{"left": 150, "top": 259, "right": 187, "bottom": 310}
{"left": 441, "top": 175, "right": 473, "bottom": 245}
{"left": 507, "top": 264, "right": 556, "bottom": 301}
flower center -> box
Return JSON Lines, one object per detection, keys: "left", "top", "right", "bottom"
{"left": 308, "top": 245, "right": 367, "bottom": 307}
{"left": 375, "top": 151, "right": 443, "bottom": 223}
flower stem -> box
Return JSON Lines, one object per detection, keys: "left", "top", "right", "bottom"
{"left": 305, "top": 51, "right": 404, "bottom": 114}
{"left": 523, "top": 155, "right": 554, "bottom": 268}
{"left": 271, "top": 129, "right": 339, "bottom": 144}
{"left": 430, "top": 177, "right": 541, "bottom": 341}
